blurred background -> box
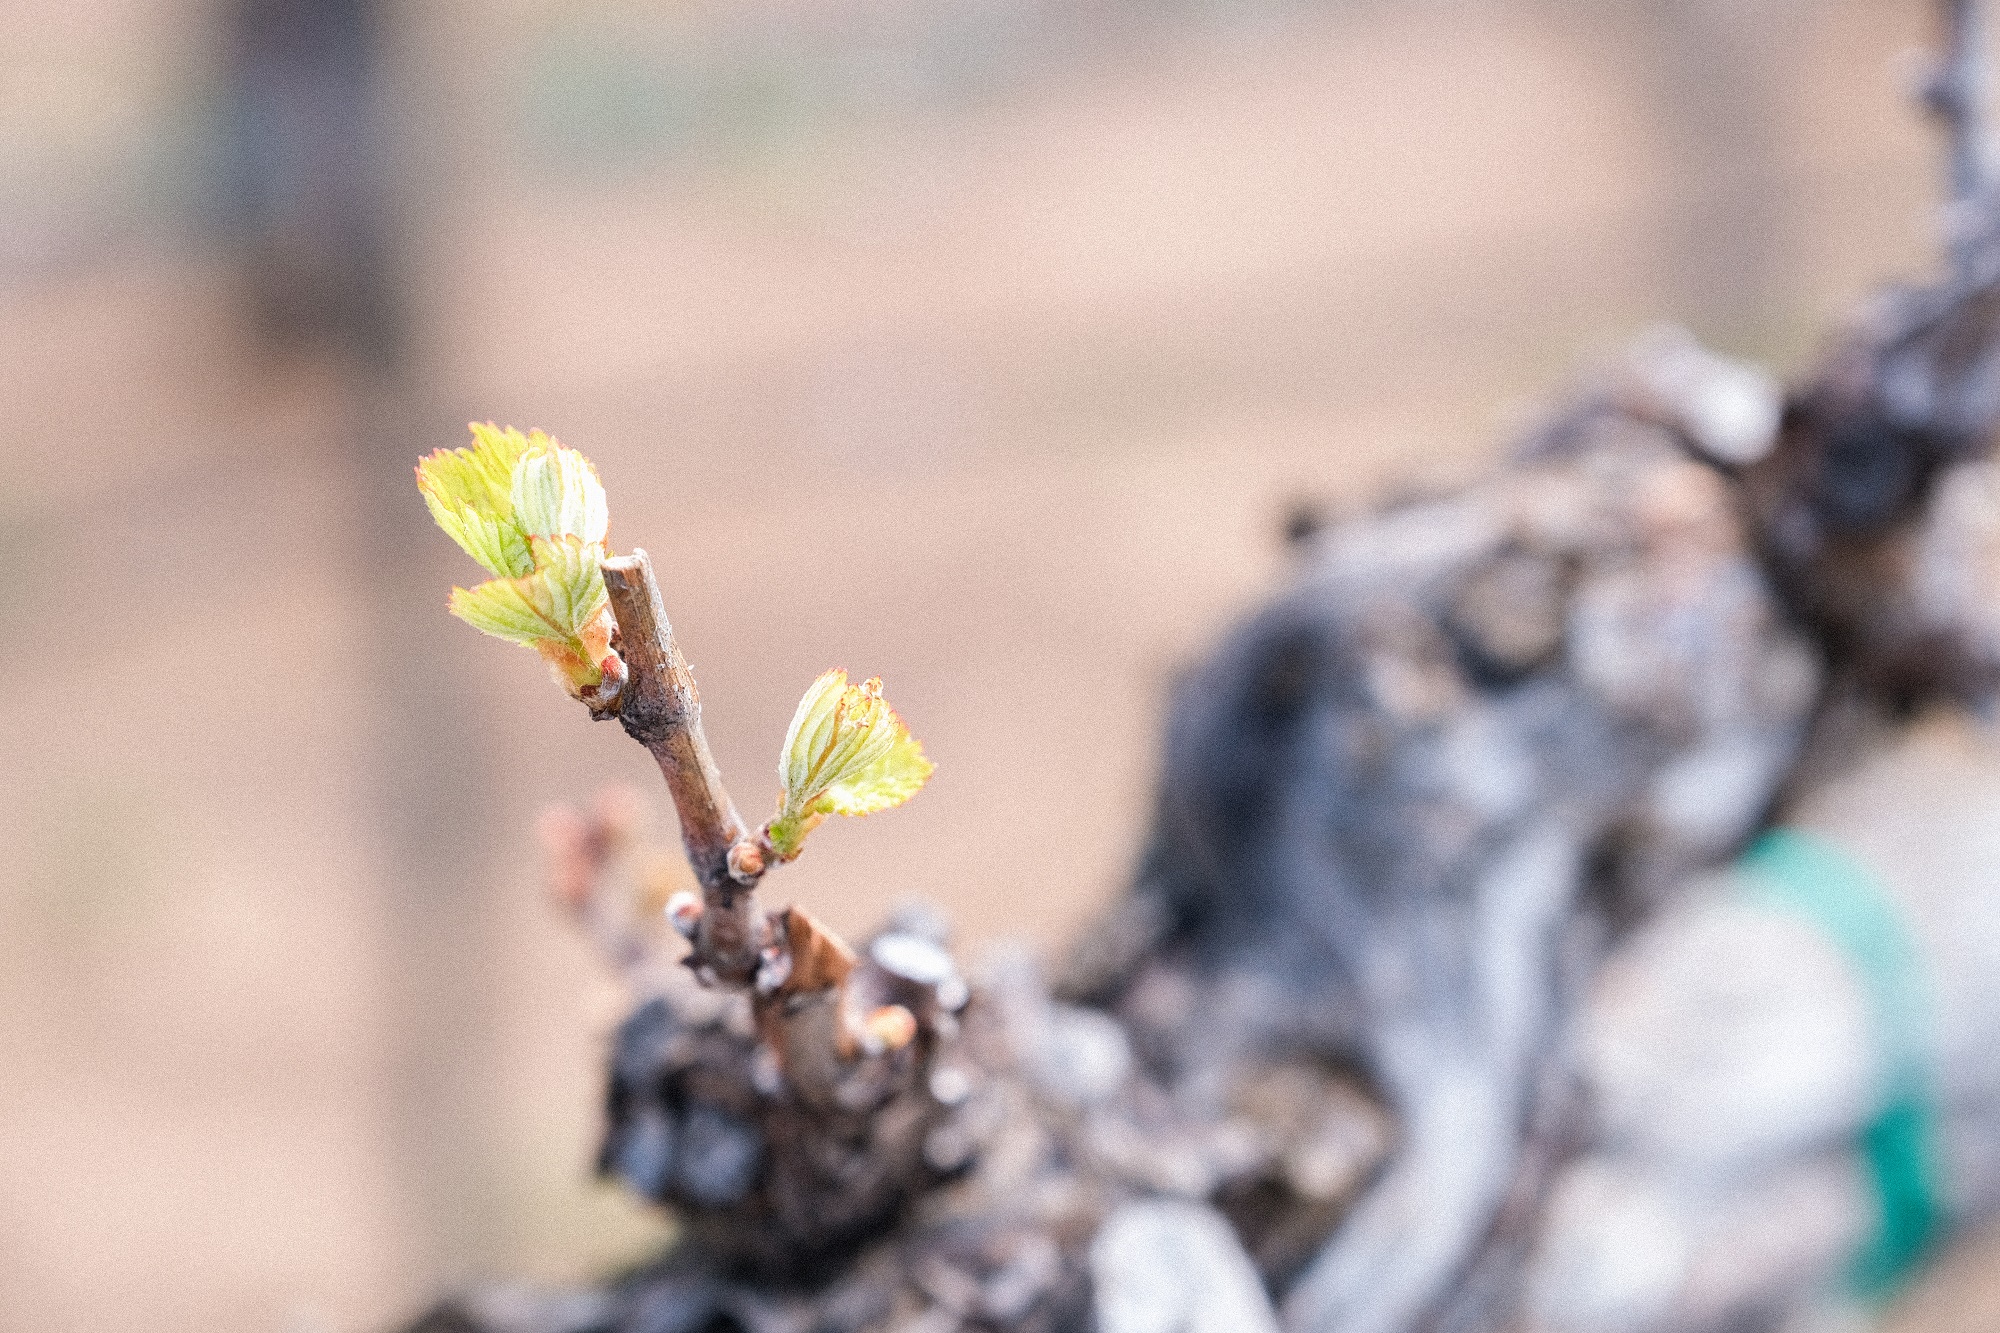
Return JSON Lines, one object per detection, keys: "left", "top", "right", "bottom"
{"left": 0, "top": 0, "right": 1980, "bottom": 1329}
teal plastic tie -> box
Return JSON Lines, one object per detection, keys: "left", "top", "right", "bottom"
{"left": 1737, "top": 828, "right": 1941, "bottom": 1298}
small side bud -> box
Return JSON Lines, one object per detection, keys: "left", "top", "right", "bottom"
{"left": 755, "top": 942, "right": 795, "bottom": 995}
{"left": 665, "top": 890, "right": 703, "bottom": 940}
{"left": 861, "top": 1004, "right": 918, "bottom": 1054}
{"left": 727, "top": 840, "right": 766, "bottom": 883}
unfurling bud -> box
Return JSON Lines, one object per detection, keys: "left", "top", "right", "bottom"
{"left": 764, "top": 669, "right": 934, "bottom": 861}
{"left": 417, "top": 424, "right": 621, "bottom": 702}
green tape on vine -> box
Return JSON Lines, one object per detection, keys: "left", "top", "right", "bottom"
{"left": 1738, "top": 828, "right": 1941, "bottom": 1298}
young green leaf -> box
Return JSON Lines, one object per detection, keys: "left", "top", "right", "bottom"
{"left": 417, "top": 423, "right": 534, "bottom": 574}
{"left": 513, "top": 444, "right": 609, "bottom": 544}
{"left": 449, "top": 578, "right": 566, "bottom": 645}
{"left": 433, "top": 506, "right": 534, "bottom": 580}
{"left": 765, "top": 670, "right": 934, "bottom": 860}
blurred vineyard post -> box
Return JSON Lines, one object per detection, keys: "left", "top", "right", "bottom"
{"left": 224, "top": 0, "right": 514, "bottom": 1287}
